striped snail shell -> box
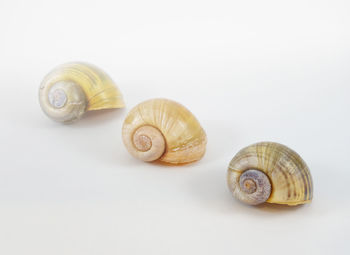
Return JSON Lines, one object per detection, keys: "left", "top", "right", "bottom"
{"left": 39, "top": 62, "right": 125, "bottom": 123}
{"left": 122, "top": 98, "right": 207, "bottom": 164}
{"left": 227, "top": 142, "right": 313, "bottom": 206}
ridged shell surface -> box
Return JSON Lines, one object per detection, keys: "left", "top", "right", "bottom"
{"left": 39, "top": 62, "right": 125, "bottom": 122}
{"left": 227, "top": 142, "right": 313, "bottom": 205}
{"left": 122, "top": 99, "right": 207, "bottom": 164}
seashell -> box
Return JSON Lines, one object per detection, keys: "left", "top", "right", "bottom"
{"left": 39, "top": 62, "right": 125, "bottom": 123}
{"left": 122, "top": 98, "right": 207, "bottom": 164}
{"left": 227, "top": 142, "right": 313, "bottom": 206}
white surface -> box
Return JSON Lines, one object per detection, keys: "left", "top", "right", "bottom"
{"left": 0, "top": 0, "right": 349, "bottom": 254}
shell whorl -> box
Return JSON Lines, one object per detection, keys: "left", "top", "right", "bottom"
{"left": 131, "top": 125, "right": 166, "bottom": 162}
{"left": 122, "top": 99, "right": 207, "bottom": 164}
{"left": 39, "top": 62, "right": 125, "bottom": 123}
{"left": 227, "top": 142, "right": 313, "bottom": 206}
{"left": 238, "top": 169, "right": 272, "bottom": 205}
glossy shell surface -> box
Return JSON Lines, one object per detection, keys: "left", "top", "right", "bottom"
{"left": 122, "top": 98, "right": 207, "bottom": 164}
{"left": 227, "top": 142, "right": 313, "bottom": 205}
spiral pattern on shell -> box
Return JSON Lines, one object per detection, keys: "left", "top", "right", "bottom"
{"left": 122, "top": 98, "right": 207, "bottom": 164}
{"left": 227, "top": 142, "right": 313, "bottom": 206}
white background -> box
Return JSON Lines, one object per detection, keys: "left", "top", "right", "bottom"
{"left": 0, "top": 0, "right": 349, "bottom": 254}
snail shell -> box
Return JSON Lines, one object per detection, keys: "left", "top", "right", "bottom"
{"left": 122, "top": 98, "right": 207, "bottom": 164}
{"left": 39, "top": 62, "right": 125, "bottom": 123}
{"left": 227, "top": 142, "right": 313, "bottom": 206}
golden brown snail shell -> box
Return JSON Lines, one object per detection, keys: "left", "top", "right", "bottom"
{"left": 122, "top": 98, "right": 207, "bottom": 164}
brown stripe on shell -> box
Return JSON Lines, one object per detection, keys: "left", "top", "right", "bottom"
{"left": 257, "top": 142, "right": 310, "bottom": 202}
{"left": 281, "top": 144, "right": 312, "bottom": 201}
{"left": 272, "top": 145, "right": 303, "bottom": 201}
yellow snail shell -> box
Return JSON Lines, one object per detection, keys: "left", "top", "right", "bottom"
{"left": 122, "top": 98, "right": 207, "bottom": 164}
{"left": 39, "top": 62, "right": 125, "bottom": 123}
{"left": 227, "top": 142, "right": 313, "bottom": 206}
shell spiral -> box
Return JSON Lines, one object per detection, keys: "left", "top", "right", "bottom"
{"left": 39, "top": 62, "right": 125, "bottom": 123}
{"left": 227, "top": 142, "right": 313, "bottom": 206}
{"left": 122, "top": 98, "right": 207, "bottom": 164}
